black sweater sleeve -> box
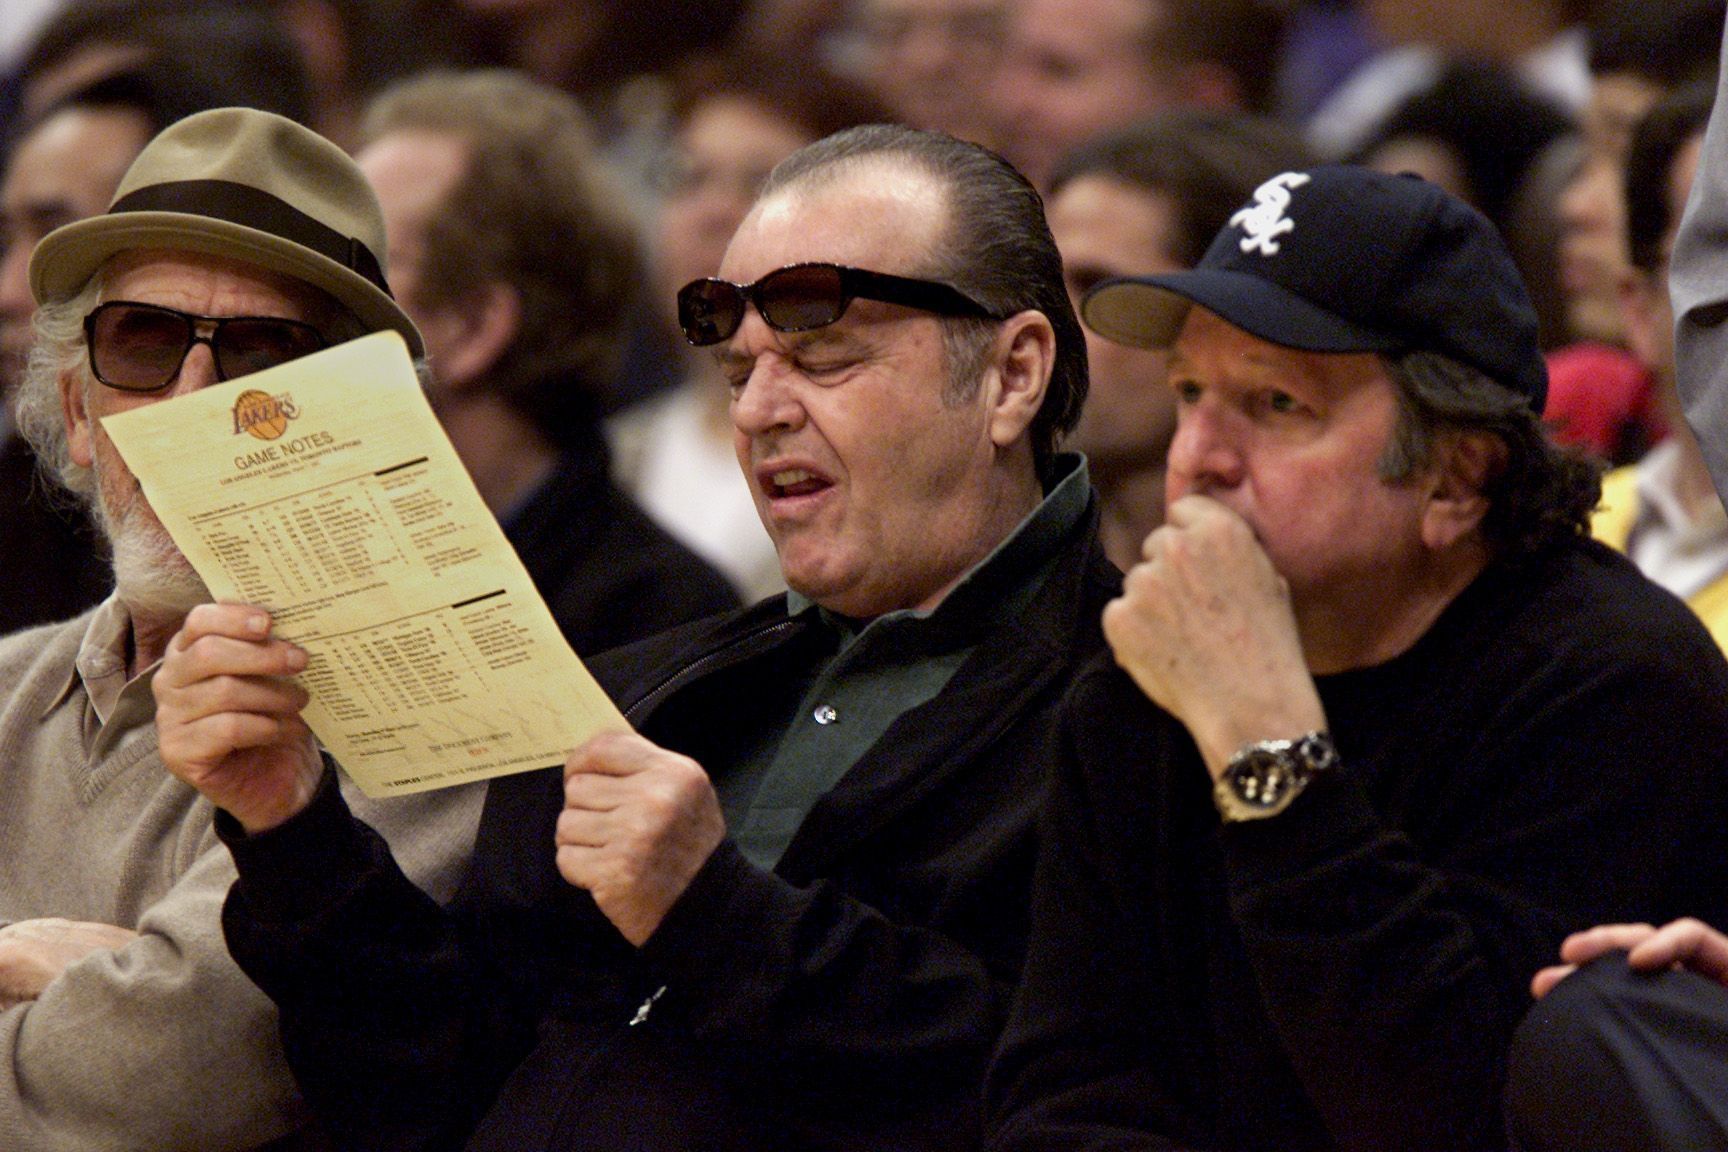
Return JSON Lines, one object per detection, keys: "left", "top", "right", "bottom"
{"left": 219, "top": 769, "right": 538, "bottom": 1152}
{"left": 642, "top": 835, "right": 1015, "bottom": 1105}
{"left": 1220, "top": 616, "right": 1728, "bottom": 1152}
{"left": 991, "top": 562, "right": 1728, "bottom": 1152}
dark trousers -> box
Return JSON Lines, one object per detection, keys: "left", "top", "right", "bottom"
{"left": 1505, "top": 950, "right": 1728, "bottom": 1151}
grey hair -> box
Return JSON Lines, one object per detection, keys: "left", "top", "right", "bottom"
{"left": 15, "top": 277, "right": 102, "bottom": 506}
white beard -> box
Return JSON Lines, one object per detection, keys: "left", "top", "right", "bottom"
{"left": 91, "top": 452, "right": 210, "bottom": 621}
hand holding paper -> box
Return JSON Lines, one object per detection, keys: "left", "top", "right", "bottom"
{"left": 155, "top": 603, "right": 323, "bottom": 833}
{"left": 109, "top": 331, "right": 627, "bottom": 796}
{"left": 555, "top": 732, "right": 726, "bottom": 946}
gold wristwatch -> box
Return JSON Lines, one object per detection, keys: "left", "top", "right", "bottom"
{"left": 1213, "top": 731, "right": 1339, "bottom": 822}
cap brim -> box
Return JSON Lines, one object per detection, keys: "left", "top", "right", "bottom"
{"left": 1082, "top": 270, "right": 1404, "bottom": 357}
{"left": 31, "top": 211, "right": 424, "bottom": 359}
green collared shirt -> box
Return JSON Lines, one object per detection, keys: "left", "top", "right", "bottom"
{"left": 721, "top": 454, "right": 1090, "bottom": 869}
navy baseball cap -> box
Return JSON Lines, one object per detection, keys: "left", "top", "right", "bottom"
{"left": 1082, "top": 164, "right": 1548, "bottom": 412}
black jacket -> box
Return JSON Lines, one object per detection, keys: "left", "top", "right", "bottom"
{"left": 502, "top": 427, "right": 738, "bottom": 654}
{"left": 0, "top": 435, "right": 109, "bottom": 635}
{"left": 987, "top": 540, "right": 1728, "bottom": 1152}
{"left": 221, "top": 496, "right": 1120, "bottom": 1152}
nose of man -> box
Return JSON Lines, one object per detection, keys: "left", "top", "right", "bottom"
{"left": 729, "top": 350, "right": 808, "bottom": 440}
{"left": 172, "top": 340, "right": 224, "bottom": 396}
{"left": 1166, "top": 404, "right": 1246, "bottom": 497}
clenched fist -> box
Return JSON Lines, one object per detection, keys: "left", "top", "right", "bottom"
{"left": 556, "top": 731, "right": 726, "bottom": 946}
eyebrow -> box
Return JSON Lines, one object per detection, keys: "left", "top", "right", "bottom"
{"left": 2, "top": 199, "right": 79, "bottom": 235}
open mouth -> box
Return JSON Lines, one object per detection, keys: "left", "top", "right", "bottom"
{"left": 766, "top": 467, "right": 832, "bottom": 499}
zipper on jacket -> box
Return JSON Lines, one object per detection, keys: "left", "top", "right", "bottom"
{"left": 623, "top": 618, "right": 802, "bottom": 727}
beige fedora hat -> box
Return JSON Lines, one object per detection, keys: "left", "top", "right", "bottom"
{"left": 30, "top": 106, "right": 423, "bottom": 358}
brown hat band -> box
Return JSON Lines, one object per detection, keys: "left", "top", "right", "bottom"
{"left": 108, "top": 179, "right": 391, "bottom": 297}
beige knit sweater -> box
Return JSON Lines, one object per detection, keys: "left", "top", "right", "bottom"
{"left": 0, "top": 600, "right": 484, "bottom": 1151}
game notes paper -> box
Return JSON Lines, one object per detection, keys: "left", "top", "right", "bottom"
{"left": 102, "top": 330, "right": 628, "bottom": 796}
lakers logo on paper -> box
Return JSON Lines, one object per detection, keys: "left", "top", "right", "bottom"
{"left": 232, "top": 390, "right": 300, "bottom": 440}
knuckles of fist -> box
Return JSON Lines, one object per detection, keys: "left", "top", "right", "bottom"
{"left": 554, "top": 744, "right": 724, "bottom": 940}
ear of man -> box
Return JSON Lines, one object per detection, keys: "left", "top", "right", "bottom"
{"left": 1419, "top": 429, "right": 1504, "bottom": 552}
{"left": 982, "top": 310, "right": 1056, "bottom": 451}
{"left": 62, "top": 370, "right": 95, "bottom": 469}
{"left": 420, "top": 280, "right": 522, "bottom": 390}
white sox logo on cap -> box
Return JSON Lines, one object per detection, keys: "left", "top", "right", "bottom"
{"left": 1231, "top": 172, "right": 1311, "bottom": 257}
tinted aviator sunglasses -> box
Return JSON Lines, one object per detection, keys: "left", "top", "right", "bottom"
{"left": 676, "top": 262, "right": 1001, "bottom": 346}
{"left": 83, "top": 301, "right": 329, "bottom": 393}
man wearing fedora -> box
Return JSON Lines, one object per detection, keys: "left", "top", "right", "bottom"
{"left": 986, "top": 165, "right": 1728, "bottom": 1151}
{"left": 0, "top": 107, "right": 484, "bottom": 1149}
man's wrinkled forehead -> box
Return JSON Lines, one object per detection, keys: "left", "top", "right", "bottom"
{"left": 720, "top": 158, "right": 949, "bottom": 282}
{"left": 94, "top": 247, "right": 347, "bottom": 325}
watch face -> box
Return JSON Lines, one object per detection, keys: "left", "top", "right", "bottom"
{"left": 1217, "top": 733, "right": 1338, "bottom": 822}
{"left": 1229, "top": 751, "right": 1299, "bottom": 809}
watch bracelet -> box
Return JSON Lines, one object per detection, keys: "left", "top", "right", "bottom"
{"left": 1213, "top": 730, "right": 1338, "bottom": 822}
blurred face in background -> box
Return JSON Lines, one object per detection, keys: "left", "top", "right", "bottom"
{"left": 1048, "top": 173, "right": 1180, "bottom": 475}
{"left": 992, "top": 0, "right": 1173, "bottom": 188}
{"left": 357, "top": 128, "right": 467, "bottom": 312}
{"left": 356, "top": 128, "right": 471, "bottom": 376}
{"left": 656, "top": 95, "right": 815, "bottom": 316}
{"left": 0, "top": 105, "right": 151, "bottom": 402}
{"left": 854, "top": 0, "right": 1006, "bottom": 142}
{"left": 1559, "top": 72, "right": 1665, "bottom": 346}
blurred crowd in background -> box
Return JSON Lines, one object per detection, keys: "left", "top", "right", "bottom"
{"left": 0, "top": 0, "right": 1719, "bottom": 619}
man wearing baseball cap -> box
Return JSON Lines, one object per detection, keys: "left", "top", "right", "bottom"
{"left": 0, "top": 106, "right": 481, "bottom": 1150}
{"left": 987, "top": 165, "right": 1728, "bottom": 1151}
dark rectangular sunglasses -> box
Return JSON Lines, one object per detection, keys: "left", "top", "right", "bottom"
{"left": 84, "top": 300, "right": 329, "bottom": 392}
{"left": 677, "top": 262, "right": 1000, "bottom": 347}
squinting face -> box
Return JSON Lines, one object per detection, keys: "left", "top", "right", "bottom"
{"left": 992, "top": 0, "right": 1173, "bottom": 187}
{"left": 1048, "top": 174, "right": 1180, "bottom": 473}
{"left": 64, "top": 249, "right": 338, "bottom": 616}
{"left": 715, "top": 163, "right": 1018, "bottom": 618}
{"left": 0, "top": 106, "right": 152, "bottom": 398}
{"left": 1164, "top": 307, "right": 1431, "bottom": 628}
